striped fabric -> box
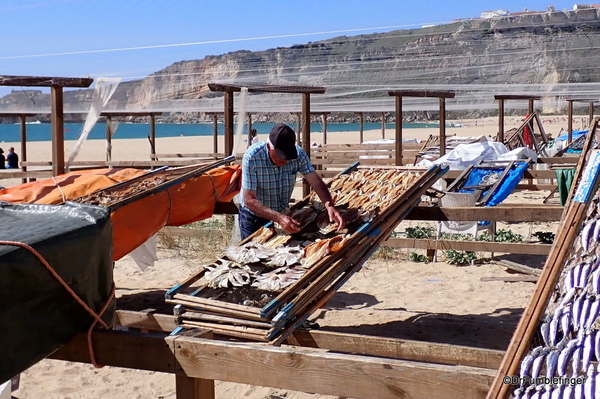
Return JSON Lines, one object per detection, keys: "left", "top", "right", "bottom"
{"left": 241, "top": 141, "right": 314, "bottom": 212}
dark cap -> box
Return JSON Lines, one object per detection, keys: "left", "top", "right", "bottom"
{"left": 269, "top": 124, "right": 298, "bottom": 160}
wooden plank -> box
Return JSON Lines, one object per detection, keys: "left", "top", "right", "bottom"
{"left": 208, "top": 83, "right": 326, "bottom": 94}
{"left": 167, "top": 336, "right": 494, "bottom": 399}
{"left": 115, "top": 310, "right": 504, "bottom": 369}
{"left": 388, "top": 90, "right": 456, "bottom": 98}
{"left": 50, "top": 329, "right": 178, "bottom": 372}
{"left": 385, "top": 238, "right": 551, "bottom": 255}
{"left": 404, "top": 205, "right": 563, "bottom": 222}
{"left": 480, "top": 276, "right": 538, "bottom": 282}
{"left": 0, "top": 170, "right": 54, "bottom": 179}
{"left": 151, "top": 153, "right": 226, "bottom": 159}
{"left": 290, "top": 330, "right": 504, "bottom": 370}
{"left": 493, "top": 259, "right": 542, "bottom": 276}
{"left": 0, "top": 75, "right": 93, "bottom": 88}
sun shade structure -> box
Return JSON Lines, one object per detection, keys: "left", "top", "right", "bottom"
{"left": 0, "top": 75, "right": 94, "bottom": 175}
{"left": 388, "top": 90, "right": 456, "bottom": 164}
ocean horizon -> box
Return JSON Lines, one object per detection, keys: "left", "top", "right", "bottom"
{"left": 0, "top": 122, "right": 446, "bottom": 143}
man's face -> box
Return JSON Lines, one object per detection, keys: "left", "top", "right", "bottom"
{"left": 268, "top": 144, "right": 289, "bottom": 167}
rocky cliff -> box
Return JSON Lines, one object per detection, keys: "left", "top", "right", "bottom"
{"left": 3, "top": 8, "right": 600, "bottom": 121}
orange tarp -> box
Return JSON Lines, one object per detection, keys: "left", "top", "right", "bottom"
{"left": 0, "top": 166, "right": 241, "bottom": 260}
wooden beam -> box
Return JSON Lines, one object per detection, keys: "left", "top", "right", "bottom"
{"left": 149, "top": 114, "right": 156, "bottom": 157}
{"left": 385, "top": 238, "right": 551, "bottom": 255}
{"left": 405, "top": 205, "right": 564, "bottom": 222}
{"left": 493, "top": 95, "right": 541, "bottom": 101}
{"left": 114, "top": 310, "right": 505, "bottom": 369}
{"left": 212, "top": 114, "right": 218, "bottom": 154}
{"left": 167, "top": 336, "right": 495, "bottom": 399}
{"left": 388, "top": 90, "right": 456, "bottom": 98}
{"left": 50, "top": 86, "right": 65, "bottom": 176}
{"left": 498, "top": 98, "right": 505, "bottom": 143}
{"left": 568, "top": 100, "right": 574, "bottom": 144}
{"left": 19, "top": 115, "right": 27, "bottom": 181}
{"left": 207, "top": 83, "right": 326, "bottom": 94}
{"left": 439, "top": 97, "right": 446, "bottom": 157}
{"left": 0, "top": 75, "right": 93, "bottom": 88}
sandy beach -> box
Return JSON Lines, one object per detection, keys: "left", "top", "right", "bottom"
{"left": 4, "top": 117, "right": 565, "bottom": 398}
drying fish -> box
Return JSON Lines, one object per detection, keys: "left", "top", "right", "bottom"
{"left": 579, "top": 262, "right": 593, "bottom": 288}
{"left": 596, "top": 364, "right": 600, "bottom": 398}
{"left": 572, "top": 343, "right": 583, "bottom": 376}
{"left": 531, "top": 348, "right": 549, "bottom": 379}
{"left": 585, "top": 365, "right": 595, "bottom": 399}
{"left": 560, "top": 287, "right": 578, "bottom": 309}
{"left": 251, "top": 267, "right": 305, "bottom": 291}
{"left": 593, "top": 269, "right": 600, "bottom": 295}
{"left": 573, "top": 295, "right": 585, "bottom": 332}
{"left": 549, "top": 313, "right": 560, "bottom": 346}
{"left": 558, "top": 339, "right": 578, "bottom": 376}
{"left": 265, "top": 246, "right": 305, "bottom": 267}
{"left": 579, "top": 296, "right": 592, "bottom": 331}
{"left": 585, "top": 297, "right": 600, "bottom": 330}
{"left": 204, "top": 260, "right": 253, "bottom": 288}
{"left": 289, "top": 207, "right": 318, "bottom": 228}
{"left": 561, "top": 306, "right": 572, "bottom": 341}
{"left": 541, "top": 320, "right": 551, "bottom": 347}
{"left": 263, "top": 234, "right": 291, "bottom": 249}
{"left": 223, "top": 242, "right": 276, "bottom": 264}
{"left": 252, "top": 226, "right": 275, "bottom": 244}
{"left": 595, "top": 330, "right": 600, "bottom": 361}
{"left": 582, "top": 220, "right": 596, "bottom": 253}
{"left": 521, "top": 346, "right": 543, "bottom": 379}
{"left": 582, "top": 333, "right": 595, "bottom": 371}
{"left": 546, "top": 348, "right": 560, "bottom": 378}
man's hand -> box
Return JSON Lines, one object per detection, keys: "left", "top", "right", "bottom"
{"left": 325, "top": 202, "right": 346, "bottom": 231}
{"left": 277, "top": 214, "right": 302, "bottom": 234}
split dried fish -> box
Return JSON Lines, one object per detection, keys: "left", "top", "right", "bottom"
{"left": 265, "top": 246, "right": 305, "bottom": 267}
{"left": 252, "top": 226, "right": 275, "bottom": 244}
{"left": 251, "top": 267, "right": 305, "bottom": 291}
{"left": 204, "top": 260, "right": 253, "bottom": 288}
{"left": 223, "top": 242, "right": 276, "bottom": 264}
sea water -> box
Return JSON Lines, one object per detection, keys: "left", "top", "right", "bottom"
{"left": 0, "top": 122, "right": 441, "bottom": 143}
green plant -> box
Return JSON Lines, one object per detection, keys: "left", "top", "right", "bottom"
{"left": 445, "top": 249, "right": 476, "bottom": 265}
{"left": 533, "top": 231, "right": 555, "bottom": 244}
{"left": 408, "top": 251, "right": 429, "bottom": 263}
{"left": 494, "top": 229, "right": 523, "bottom": 243}
{"left": 440, "top": 232, "right": 474, "bottom": 241}
{"left": 405, "top": 226, "right": 435, "bottom": 239}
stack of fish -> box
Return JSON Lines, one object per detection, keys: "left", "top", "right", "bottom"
{"left": 513, "top": 191, "right": 600, "bottom": 398}
{"left": 166, "top": 164, "right": 448, "bottom": 343}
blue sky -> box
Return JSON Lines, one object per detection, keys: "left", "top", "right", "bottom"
{"left": 0, "top": 0, "right": 577, "bottom": 96}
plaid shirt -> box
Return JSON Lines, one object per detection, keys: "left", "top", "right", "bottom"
{"left": 241, "top": 141, "right": 314, "bottom": 212}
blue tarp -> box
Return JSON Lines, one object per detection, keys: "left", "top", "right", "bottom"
{"left": 457, "top": 162, "right": 529, "bottom": 207}
{"left": 556, "top": 130, "right": 587, "bottom": 142}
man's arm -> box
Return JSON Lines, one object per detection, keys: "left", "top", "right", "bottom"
{"left": 304, "top": 172, "right": 346, "bottom": 230}
{"left": 242, "top": 189, "right": 301, "bottom": 233}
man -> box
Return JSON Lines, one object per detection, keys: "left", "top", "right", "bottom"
{"left": 6, "top": 147, "right": 18, "bottom": 169}
{"left": 239, "top": 123, "right": 345, "bottom": 240}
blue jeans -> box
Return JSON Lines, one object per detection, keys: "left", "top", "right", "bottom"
{"left": 239, "top": 206, "right": 269, "bottom": 241}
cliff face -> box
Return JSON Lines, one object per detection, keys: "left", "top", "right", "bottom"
{"left": 4, "top": 8, "right": 600, "bottom": 118}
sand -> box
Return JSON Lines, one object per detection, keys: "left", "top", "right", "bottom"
{"left": 5, "top": 117, "right": 563, "bottom": 399}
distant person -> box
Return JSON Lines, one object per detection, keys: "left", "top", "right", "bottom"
{"left": 0, "top": 149, "right": 5, "bottom": 169}
{"left": 6, "top": 147, "right": 18, "bottom": 169}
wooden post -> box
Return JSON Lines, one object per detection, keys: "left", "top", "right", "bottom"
{"left": 19, "top": 115, "right": 27, "bottom": 183}
{"left": 247, "top": 113, "right": 253, "bottom": 148}
{"left": 50, "top": 86, "right": 65, "bottom": 176}
{"left": 528, "top": 99, "right": 534, "bottom": 115}
{"left": 395, "top": 96, "right": 403, "bottom": 166}
{"left": 105, "top": 114, "right": 112, "bottom": 161}
{"left": 296, "top": 112, "right": 302, "bottom": 145}
{"left": 381, "top": 112, "right": 386, "bottom": 139}
{"left": 224, "top": 91, "right": 234, "bottom": 155}
{"left": 498, "top": 99, "right": 505, "bottom": 143}
{"left": 358, "top": 112, "right": 364, "bottom": 144}
{"left": 149, "top": 114, "right": 156, "bottom": 158}
{"left": 322, "top": 113, "right": 328, "bottom": 145}
{"left": 212, "top": 114, "right": 218, "bottom": 155}
{"left": 568, "top": 100, "right": 574, "bottom": 144}
{"left": 439, "top": 97, "right": 446, "bottom": 157}
{"left": 175, "top": 375, "right": 215, "bottom": 399}
{"left": 590, "top": 102, "right": 594, "bottom": 127}
{"left": 302, "top": 93, "right": 311, "bottom": 197}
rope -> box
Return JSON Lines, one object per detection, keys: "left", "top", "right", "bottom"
{"left": 51, "top": 176, "right": 67, "bottom": 203}
{"left": 0, "top": 240, "right": 115, "bottom": 368}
